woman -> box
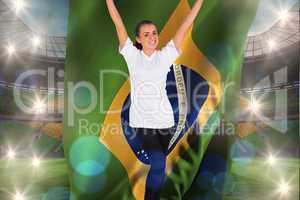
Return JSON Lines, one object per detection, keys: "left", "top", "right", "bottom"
{"left": 106, "top": 0, "right": 203, "bottom": 199}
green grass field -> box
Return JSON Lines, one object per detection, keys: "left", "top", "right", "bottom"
{"left": 224, "top": 158, "right": 299, "bottom": 200}
{"left": 0, "top": 158, "right": 298, "bottom": 200}
{"left": 0, "top": 158, "right": 68, "bottom": 200}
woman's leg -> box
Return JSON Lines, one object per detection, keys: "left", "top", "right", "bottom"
{"left": 135, "top": 128, "right": 166, "bottom": 200}
{"left": 157, "top": 127, "right": 175, "bottom": 154}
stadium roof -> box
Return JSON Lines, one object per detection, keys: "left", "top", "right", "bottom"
{"left": 244, "top": 3, "right": 300, "bottom": 58}
{"left": 0, "top": 0, "right": 66, "bottom": 59}
{"left": 0, "top": 0, "right": 299, "bottom": 60}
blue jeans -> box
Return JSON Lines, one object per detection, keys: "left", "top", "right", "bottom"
{"left": 133, "top": 127, "right": 174, "bottom": 200}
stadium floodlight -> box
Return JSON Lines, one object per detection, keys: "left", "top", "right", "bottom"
{"left": 268, "top": 39, "right": 276, "bottom": 51}
{"left": 7, "top": 45, "right": 16, "bottom": 56}
{"left": 278, "top": 9, "right": 289, "bottom": 23}
{"left": 32, "top": 36, "right": 41, "bottom": 47}
{"left": 266, "top": 154, "right": 277, "bottom": 166}
{"left": 7, "top": 148, "right": 16, "bottom": 159}
{"left": 13, "top": 0, "right": 26, "bottom": 14}
{"left": 32, "top": 156, "right": 41, "bottom": 167}
{"left": 277, "top": 181, "right": 290, "bottom": 195}
{"left": 249, "top": 98, "right": 260, "bottom": 114}
{"left": 14, "top": 191, "right": 25, "bottom": 200}
{"left": 33, "top": 98, "right": 46, "bottom": 114}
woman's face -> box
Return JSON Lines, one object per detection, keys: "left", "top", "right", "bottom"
{"left": 136, "top": 24, "right": 159, "bottom": 51}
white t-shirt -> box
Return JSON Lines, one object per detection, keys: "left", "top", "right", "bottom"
{"left": 119, "top": 38, "right": 181, "bottom": 128}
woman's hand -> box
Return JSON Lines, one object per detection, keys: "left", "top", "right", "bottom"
{"left": 173, "top": 0, "right": 203, "bottom": 49}
{"left": 106, "top": 0, "right": 128, "bottom": 49}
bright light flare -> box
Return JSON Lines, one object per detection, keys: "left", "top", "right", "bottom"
{"left": 6, "top": 45, "right": 16, "bottom": 56}
{"left": 32, "top": 36, "right": 41, "bottom": 47}
{"left": 14, "top": 191, "right": 25, "bottom": 200}
{"left": 7, "top": 148, "right": 16, "bottom": 159}
{"left": 32, "top": 156, "right": 41, "bottom": 167}
{"left": 249, "top": 98, "right": 261, "bottom": 114}
{"left": 277, "top": 181, "right": 290, "bottom": 195}
{"left": 278, "top": 9, "right": 289, "bottom": 23}
{"left": 268, "top": 39, "right": 276, "bottom": 51}
{"left": 33, "top": 98, "right": 46, "bottom": 114}
{"left": 13, "top": 0, "right": 26, "bottom": 13}
{"left": 266, "top": 154, "right": 277, "bottom": 166}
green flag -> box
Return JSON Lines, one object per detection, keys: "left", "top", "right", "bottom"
{"left": 64, "top": 0, "right": 260, "bottom": 199}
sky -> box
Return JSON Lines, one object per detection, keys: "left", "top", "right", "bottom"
{"left": 3, "top": 0, "right": 298, "bottom": 37}
{"left": 248, "top": 0, "right": 297, "bottom": 35}
{"left": 3, "top": 0, "right": 69, "bottom": 36}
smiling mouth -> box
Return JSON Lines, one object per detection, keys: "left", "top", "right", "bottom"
{"left": 149, "top": 40, "right": 156, "bottom": 45}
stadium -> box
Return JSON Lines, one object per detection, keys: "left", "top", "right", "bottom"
{"left": 0, "top": 0, "right": 299, "bottom": 200}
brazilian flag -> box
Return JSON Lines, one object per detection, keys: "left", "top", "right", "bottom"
{"left": 63, "top": 0, "right": 260, "bottom": 199}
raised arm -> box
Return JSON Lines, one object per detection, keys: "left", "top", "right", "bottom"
{"left": 173, "top": 0, "right": 203, "bottom": 49}
{"left": 106, "top": 0, "right": 128, "bottom": 49}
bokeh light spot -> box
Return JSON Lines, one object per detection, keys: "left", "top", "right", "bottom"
{"left": 70, "top": 136, "right": 110, "bottom": 176}
{"left": 73, "top": 87, "right": 92, "bottom": 108}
